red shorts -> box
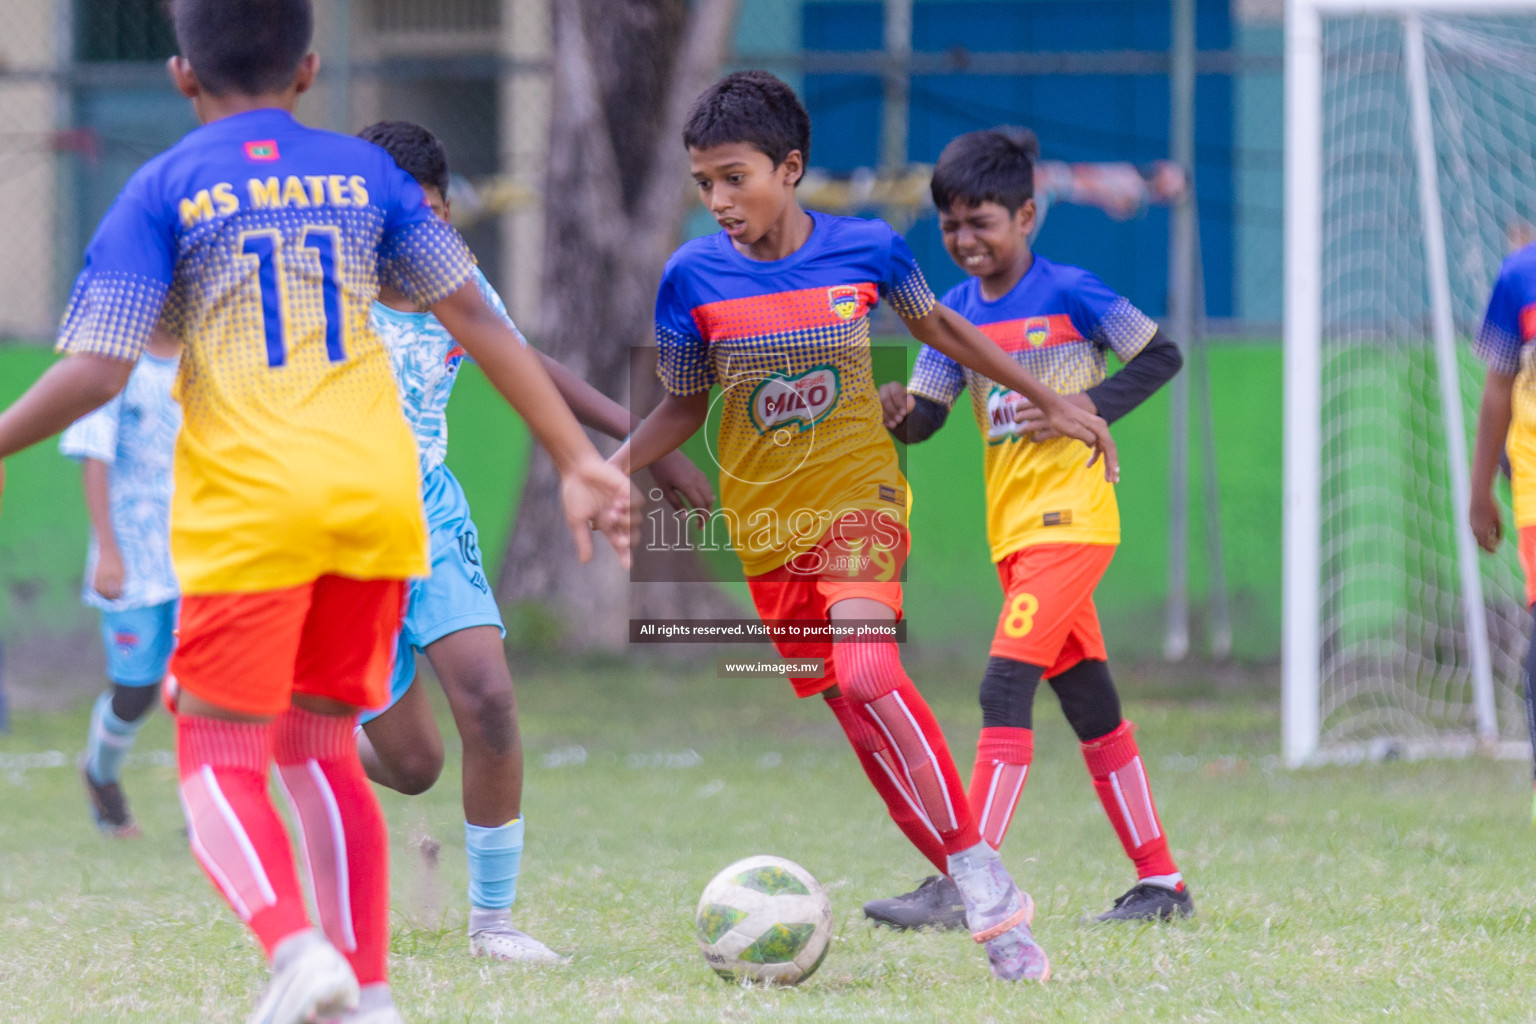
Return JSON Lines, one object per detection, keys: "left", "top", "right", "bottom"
{"left": 989, "top": 543, "right": 1115, "bottom": 676}
{"left": 746, "top": 514, "right": 909, "bottom": 699}
{"left": 1520, "top": 527, "right": 1536, "bottom": 608}
{"left": 170, "top": 575, "right": 408, "bottom": 717}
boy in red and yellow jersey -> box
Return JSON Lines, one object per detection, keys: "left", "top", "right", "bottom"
{"left": 618, "top": 73, "right": 1121, "bottom": 983}
{"left": 1471, "top": 239, "right": 1536, "bottom": 822}
{"left": 0, "top": 2, "right": 632, "bottom": 1021}
{"left": 869, "top": 129, "right": 1191, "bottom": 930}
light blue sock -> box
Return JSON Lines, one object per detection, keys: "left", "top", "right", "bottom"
{"left": 466, "top": 817, "right": 524, "bottom": 912}
{"left": 86, "top": 691, "right": 144, "bottom": 785}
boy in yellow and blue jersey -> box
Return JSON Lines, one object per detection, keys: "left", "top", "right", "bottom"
{"left": 617, "top": 71, "right": 1121, "bottom": 984}
{"left": 1472, "top": 239, "right": 1536, "bottom": 822}
{"left": 869, "top": 128, "right": 1190, "bottom": 930}
{"left": 0, "top": 2, "right": 634, "bottom": 1022}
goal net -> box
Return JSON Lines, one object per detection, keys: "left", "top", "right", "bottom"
{"left": 1284, "top": 2, "right": 1536, "bottom": 766}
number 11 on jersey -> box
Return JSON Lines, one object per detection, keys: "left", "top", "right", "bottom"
{"left": 240, "top": 225, "right": 349, "bottom": 368}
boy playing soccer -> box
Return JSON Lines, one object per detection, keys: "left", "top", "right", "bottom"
{"left": 616, "top": 72, "right": 1120, "bottom": 983}
{"left": 354, "top": 120, "right": 712, "bottom": 964}
{"left": 62, "top": 324, "right": 181, "bottom": 838}
{"left": 1471, "top": 239, "right": 1536, "bottom": 821}
{"left": 866, "top": 128, "right": 1191, "bottom": 929}
{"left": 0, "top": 2, "right": 635, "bottom": 1022}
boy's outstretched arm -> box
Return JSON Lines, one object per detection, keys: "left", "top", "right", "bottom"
{"left": 535, "top": 352, "right": 714, "bottom": 514}
{"left": 611, "top": 391, "right": 710, "bottom": 477}
{"left": 1471, "top": 368, "right": 1515, "bottom": 553}
{"left": 904, "top": 305, "right": 1119, "bottom": 480}
{"left": 1012, "top": 328, "right": 1183, "bottom": 439}
{"left": 0, "top": 355, "right": 135, "bottom": 513}
{"left": 430, "top": 283, "right": 638, "bottom": 566}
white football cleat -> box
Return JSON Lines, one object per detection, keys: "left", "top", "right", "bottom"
{"left": 469, "top": 924, "right": 567, "bottom": 964}
{"left": 247, "top": 931, "right": 359, "bottom": 1024}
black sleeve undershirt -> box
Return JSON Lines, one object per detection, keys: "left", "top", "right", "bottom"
{"left": 894, "top": 328, "right": 1180, "bottom": 442}
{"left": 1085, "top": 328, "right": 1183, "bottom": 425}
{"left": 892, "top": 394, "right": 950, "bottom": 444}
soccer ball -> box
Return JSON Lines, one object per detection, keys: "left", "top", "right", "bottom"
{"left": 694, "top": 855, "right": 833, "bottom": 986}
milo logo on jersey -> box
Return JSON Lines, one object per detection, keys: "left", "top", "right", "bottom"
{"left": 985, "top": 385, "right": 1024, "bottom": 444}
{"left": 748, "top": 366, "right": 842, "bottom": 434}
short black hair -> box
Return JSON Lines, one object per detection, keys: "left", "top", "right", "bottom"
{"left": 930, "top": 128, "right": 1041, "bottom": 214}
{"left": 358, "top": 121, "right": 450, "bottom": 196}
{"left": 172, "top": 0, "right": 312, "bottom": 97}
{"left": 683, "top": 71, "right": 811, "bottom": 177}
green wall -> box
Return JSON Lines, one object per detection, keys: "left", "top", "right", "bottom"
{"left": 0, "top": 341, "right": 1282, "bottom": 661}
{"left": 0, "top": 349, "right": 93, "bottom": 640}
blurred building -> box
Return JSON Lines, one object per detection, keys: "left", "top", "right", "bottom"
{"left": 0, "top": 0, "right": 1284, "bottom": 338}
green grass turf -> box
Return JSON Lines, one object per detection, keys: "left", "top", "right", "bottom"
{"left": 2, "top": 660, "right": 1535, "bottom": 1022}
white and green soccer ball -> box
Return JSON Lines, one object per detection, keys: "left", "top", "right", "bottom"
{"left": 694, "top": 855, "right": 833, "bottom": 986}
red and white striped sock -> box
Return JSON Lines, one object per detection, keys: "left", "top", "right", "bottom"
{"left": 273, "top": 707, "right": 391, "bottom": 986}
{"left": 1081, "top": 721, "right": 1182, "bottom": 887}
{"left": 832, "top": 642, "right": 981, "bottom": 859}
{"left": 176, "top": 715, "right": 310, "bottom": 958}
{"left": 826, "top": 695, "right": 947, "bottom": 873}
{"left": 969, "top": 726, "right": 1033, "bottom": 849}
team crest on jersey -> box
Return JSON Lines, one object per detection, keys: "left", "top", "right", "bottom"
{"left": 748, "top": 365, "right": 842, "bottom": 434}
{"left": 1023, "top": 317, "right": 1050, "bottom": 348}
{"left": 113, "top": 631, "right": 140, "bottom": 653}
{"left": 444, "top": 344, "right": 466, "bottom": 368}
{"left": 829, "top": 285, "right": 862, "bottom": 321}
{"left": 985, "top": 385, "right": 1023, "bottom": 444}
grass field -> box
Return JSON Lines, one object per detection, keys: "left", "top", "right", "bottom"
{"left": 2, "top": 657, "right": 1535, "bottom": 1023}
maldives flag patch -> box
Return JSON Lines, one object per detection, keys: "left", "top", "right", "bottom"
{"left": 244, "top": 140, "right": 279, "bottom": 161}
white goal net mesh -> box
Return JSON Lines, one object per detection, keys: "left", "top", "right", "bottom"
{"left": 1317, "top": 11, "right": 1536, "bottom": 760}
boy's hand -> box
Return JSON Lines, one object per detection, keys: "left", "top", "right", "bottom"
{"left": 93, "top": 548, "right": 126, "bottom": 601}
{"left": 1012, "top": 391, "right": 1096, "bottom": 440}
{"left": 562, "top": 457, "right": 641, "bottom": 569}
{"left": 1014, "top": 392, "right": 1119, "bottom": 481}
{"left": 1471, "top": 492, "right": 1504, "bottom": 553}
{"left": 650, "top": 450, "right": 715, "bottom": 520}
{"left": 879, "top": 382, "right": 915, "bottom": 429}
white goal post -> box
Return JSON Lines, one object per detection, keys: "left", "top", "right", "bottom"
{"left": 1285, "top": 0, "right": 1536, "bottom": 766}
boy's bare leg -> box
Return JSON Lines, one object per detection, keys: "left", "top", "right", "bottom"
{"left": 357, "top": 679, "right": 445, "bottom": 795}
{"left": 425, "top": 627, "right": 523, "bottom": 824}
{"left": 421, "top": 625, "right": 560, "bottom": 963}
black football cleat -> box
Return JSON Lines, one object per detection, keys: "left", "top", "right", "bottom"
{"left": 82, "top": 763, "right": 141, "bottom": 838}
{"left": 1094, "top": 882, "right": 1194, "bottom": 922}
{"left": 863, "top": 874, "right": 968, "bottom": 931}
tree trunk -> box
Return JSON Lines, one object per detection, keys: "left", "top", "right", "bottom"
{"left": 496, "top": 0, "right": 742, "bottom": 650}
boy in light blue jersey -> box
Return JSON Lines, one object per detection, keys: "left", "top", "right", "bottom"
{"left": 60, "top": 325, "right": 182, "bottom": 837}
{"left": 356, "top": 121, "right": 712, "bottom": 963}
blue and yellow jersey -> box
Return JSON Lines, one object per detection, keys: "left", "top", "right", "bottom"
{"left": 655, "top": 212, "right": 936, "bottom": 575}
{"left": 909, "top": 256, "right": 1156, "bottom": 561}
{"left": 1476, "top": 242, "right": 1536, "bottom": 527}
{"left": 56, "top": 108, "right": 476, "bottom": 594}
